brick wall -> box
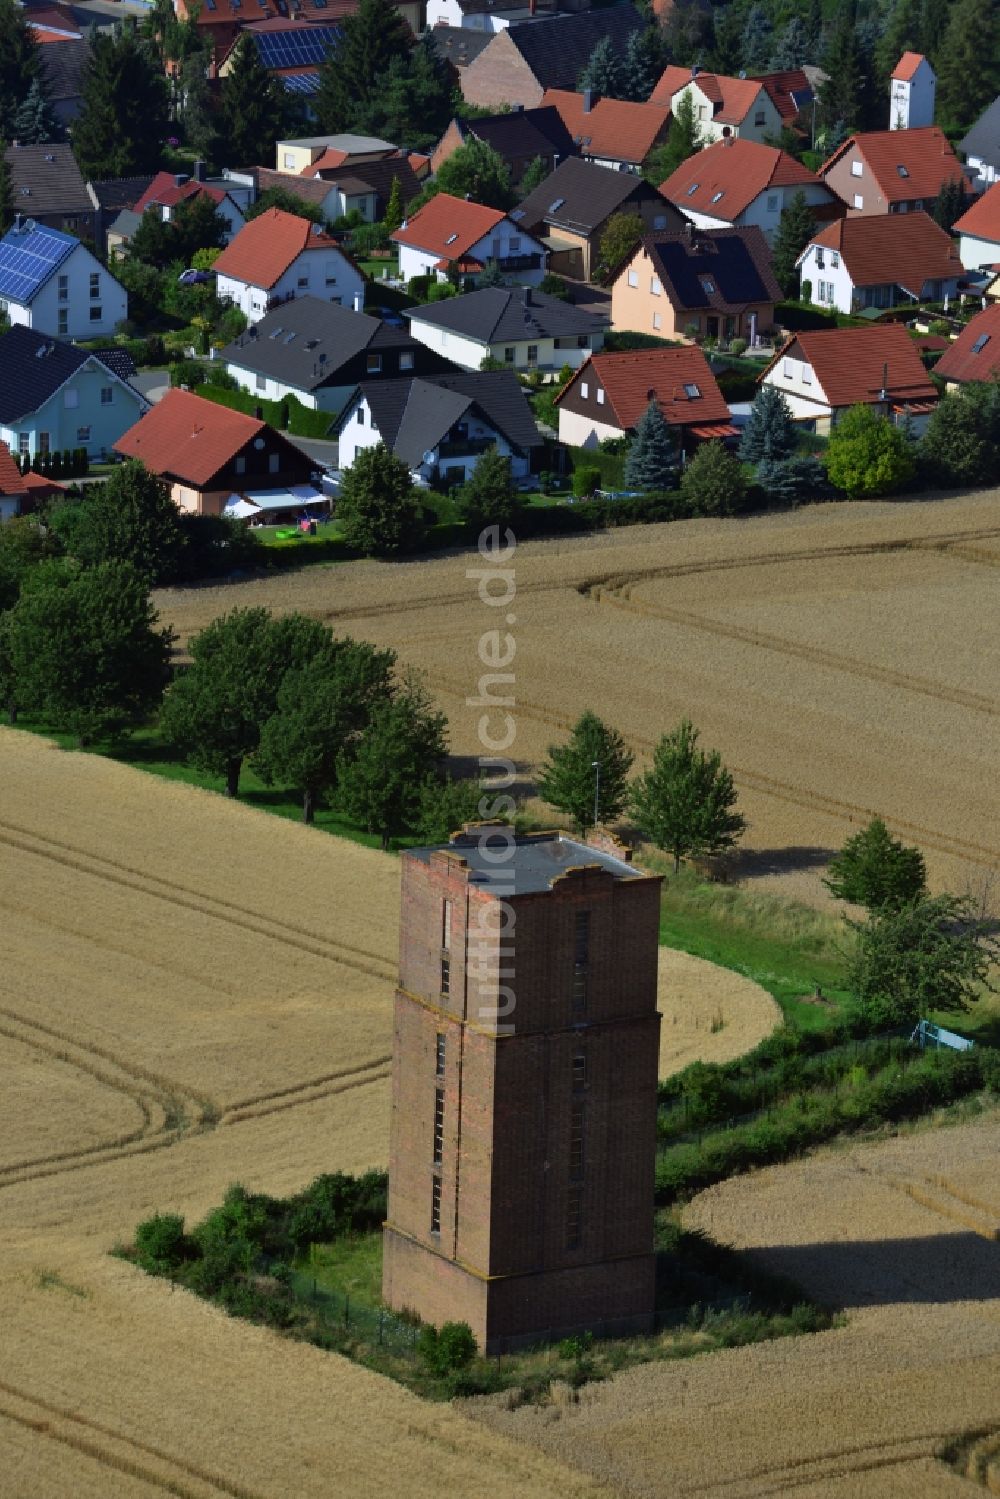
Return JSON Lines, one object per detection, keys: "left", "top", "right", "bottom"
{"left": 460, "top": 32, "right": 544, "bottom": 110}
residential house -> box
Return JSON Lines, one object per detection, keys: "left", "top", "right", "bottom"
{"left": 212, "top": 207, "right": 365, "bottom": 322}
{"left": 35, "top": 28, "right": 89, "bottom": 127}
{"left": 113, "top": 388, "right": 318, "bottom": 518}
{"left": 133, "top": 171, "right": 247, "bottom": 242}
{"left": 760, "top": 323, "right": 938, "bottom": 433}
{"left": 227, "top": 166, "right": 340, "bottom": 222}
{"left": 172, "top": 0, "right": 360, "bottom": 75}
{"left": 539, "top": 89, "right": 670, "bottom": 173}
{"left": 753, "top": 69, "right": 816, "bottom": 138}
{"left": 514, "top": 156, "right": 683, "bottom": 279}
{"left": 555, "top": 346, "right": 735, "bottom": 450}
{"left": 431, "top": 106, "right": 575, "bottom": 185}
{"left": 959, "top": 95, "right": 1000, "bottom": 190}
{"left": 659, "top": 137, "right": 840, "bottom": 245}
{"left": 299, "top": 154, "right": 425, "bottom": 221}
{"left": 426, "top": 0, "right": 562, "bottom": 30}
{"left": 953, "top": 183, "right": 1000, "bottom": 273}
{"left": 610, "top": 225, "right": 782, "bottom": 343}
{"left": 4, "top": 141, "right": 95, "bottom": 237}
{"left": 0, "top": 217, "right": 127, "bottom": 340}
{"left": 0, "top": 325, "right": 149, "bottom": 461}
{"left": 392, "top": 193, "right": 547, "bottom": 286}
{"left": 889, "top": 52, "right": 935, "bottom": 131}
{"left": 650, "top": 65, "right": 783, "bottom": 145}
{"left": 404, "top": 285, "right": 606, "bottom": 370}
{"left": 222, "top": 297, "right": 456, "bottom": 412}
{"left": 797, "top": 211, "right": 965, "bottom": 314}
{"left": 217, "top": 17, "right": 341, "bottom": 95}
{"left": 458, "top": 5, "right": 643, "bottom": 110}
{"left": 335, "top": 370, "right": 542, "bottom": 482}
{"left": 428, "top": 25, "right": 494, "bottom": 74}
{"left": 819, "top": 127, "right": 970, "bottom": 218}
{"left": 934, "top": 304, "right": 1000, "bottom": 388}
{"left": 275, "top": 133, "right": 401, "bottom": 175}
{"left": 88, "top": 175, "right": 156, "bottom": 256}
{"left": 0, "top": 439, "right": 64, "bottom": 520}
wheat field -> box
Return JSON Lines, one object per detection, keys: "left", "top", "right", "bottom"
{"left": 157, "top": 491, "right": 1000, "bottom": 909}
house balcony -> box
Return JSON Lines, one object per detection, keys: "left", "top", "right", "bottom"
{"left": 495, "top": 254, "right": 543, "bottom": 272}
{"left": 437, "top": 436, "right": 496, "bottom": 459}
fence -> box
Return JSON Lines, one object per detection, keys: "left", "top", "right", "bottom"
{"left": 291, "top": 1271, "right": 421, "bottom": 1355}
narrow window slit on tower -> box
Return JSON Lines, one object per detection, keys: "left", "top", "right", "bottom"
{"left": 433, "top": 1088, "right": 444, "bottom": 1165}
{"left": 566, "top": 1184, "right": 582, "bottom": 1250}
{"left": 436, "top": 1032, "right": 446, "bottom": 1077}
{"left": 572, "top": 909, "right": 590, "bottom": 1012}
{"left": 430, "top": 1175, "right": 442, "bottom": 1235}
{"left": 570, "top": 1100, "right": 585, "bottom": 1180}
{"left": 440, "top": 956, "right": 451, "bottom": 996}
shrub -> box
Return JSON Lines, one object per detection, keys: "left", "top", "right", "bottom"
{"left": 134, "top": 1213, "right": 190, "bottom": 1273}
{"left": 407, "top": 273, "right": 433, "bottom": 301}
{"left": 418, "top": 1320, "right": 477, "bottom": 1375}
{"left": 572, "top": 466, "right": 601, "bottom": 497}
{"left": 729, "top": 337, "right": 748, "bottom": 356}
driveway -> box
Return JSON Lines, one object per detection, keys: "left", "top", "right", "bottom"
{"left": 132, "top": 368, "right": 171, "bottom": 404}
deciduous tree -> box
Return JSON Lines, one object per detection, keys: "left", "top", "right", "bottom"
{"left": 432, "top": 136, "right": 513, "bottom": 211}
{"left": 597, "top": 210, "right": 644, "bottom": 280}
{"left": 825, "top": 816, "right": 927, "bottom": 911}
{"left": 629, "top": 717, "right": 746, "bottom": 873}
{"left": 934, "top": 0, "right": 1000, "bottom": 135}
{"left": 0, "top": 141, "right": 12, "bottom": 234}
{"left": 920, "top": 383, "right": 1000, "bottom": 487}
{"left": 538, "top": 709, "right": 633, "bottom": 832}
{"left": 335, "top": 674, "right": 448, "bottom": 848}
{"left": 679, "top": 439, "right": 747, "bottom": 516}
{"left": 455, "top": 445, "right": 521, "bottom": 531}
{"left": 517, "top": 154, "right": 549, "bottom": 197}
{"left": 648, "top": 89, "right": 702, "bottom": 184}
{"left": 825, "top": 404, "right": 915, "bottom": 498}
{"left": 848, "top": 893, "right": 998, "bottom": 1027}
{"left": 337, "top": 443, "right": 425, "bottom": 557}
{"left": 49, "top": 459, "right": 186, "bottom": 584}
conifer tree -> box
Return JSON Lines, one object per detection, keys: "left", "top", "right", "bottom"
{"left": 620, "top": 29, "right": 656, "bottom": 102}
{"left": 652, "top": 89, "right": 703, "bottom": 183}
{"left": 769, "top": 16, "right": 810, "bottom": 70}
{"left": 517, "top": 154, "right": 548, "bottom": 197}
{"left": 740, "top": 3, "right": 773, "bottom": 73}
{"left": 817, "top": 1, "right": 865, "bottom": 136}
{"left": 739, "top": 385, "right": 796, "bottom": 465}
{"left": 935, "top": 0, "right": 1000, "bottom": 135}
{"left": 805, "top": 0, "right": 824, "bottom": 51}
{"left": 932, "top": 176, "right": 966, "bottom": 232}
{"left": 0, "top": 0, "right": 42, "bottom": 137}
{"left": 0, "top": 142, "right": 12, "bottom": 235}
{"left": 578, "top": 36, "right": 623, "bottom": 98}
{"left": 376, "top": 32, "right": 454, "bottom": 152}
{"left": 382, "top": 174, "right": 404, "bottom": 234}
{"left": 824, "top": 816, "right": 926, "bottom": 911}
{"left": 315, "top": 0, "right": 412, "bottom": 136}
{"left": 12, "top": 77, "right": 60, "bottom": 144}
{"left": 875, "top": 0, "right": 922, "bottom": 93}
{"left": 73, "top": 25, "right": 169, "bottom": 178}
{"left": 771, "top": 190, "right": 816, "bottom": 298}
{"left": 216, "top": 35, "right": 288, "bottom": 167}
{"left": 709, "top": 5, "right": 744, "bottom": 76}
{"left": 623, "top": 399, "right": 675, "bottom": 492}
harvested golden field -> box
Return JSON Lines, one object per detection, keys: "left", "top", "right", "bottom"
{"left": 657, "top": 948, "right": 779, "bottom": 1077}
{"left": 469, "top": 1113, "right": 1000, "bottom": 1498}
{"left": 157, "top": 492, "right": 1000, "bottom": 908}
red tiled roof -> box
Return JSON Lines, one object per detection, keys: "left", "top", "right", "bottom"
{"left": 820, "top": 127, "right": 966, "bottom": 206}
{"left": 212, "top": 206, "right": 343, "bottom": 289}
{"left": 541, "top": 89, "right": 670, "bottom": 165}
{"left": 934, "top": 303, "right": 1000, "bottom": 383}
{"left": 763, "top": 324, "right": 937, "bottom": 409}
{"left": 649, "top": 64, "right": 695, "bottom": 107}
{"left": 556, "top": 346, "right": 731, "bottom": 430}
{"left": 392, "top": 193, "right": 507, "bottom": 260}
{"left": 660, "top": 137, "right": 825, "bottom": 220}
{"left": 133, "top": 171, "right": 228, "bottom": 213}
{"left": 805, "top": 211, "right": 963, "bottom": 295}
{"left": 891, "top": 51, "right": 926, "bottom": 82}
{"left": 113, "top": 388, "right": 267, "bottom": 487}
{"left": 32, "top": 24, "right": 80, "bottom": 40}
{"left": 0, "top": 441, "right": 26, "bottom": 495}
{"left": 301, "top": 147, "right": 350, "bottom": 177}
{"left": 688, "top": 421, "right": 739, "bottom": 437}
{"left": 649, "top": 66, "right": 765, "bottom": 124}
{"left": 755, "top": 69, "right": 813, "bottom": 124}
{"left": 953, "top": 180, "right": 1000, "bottom": 245}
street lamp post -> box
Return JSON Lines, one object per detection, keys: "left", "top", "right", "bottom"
{"left": 591, "top": 759, "right": 600, "bottom": 830}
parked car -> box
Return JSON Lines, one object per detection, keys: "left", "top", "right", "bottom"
{"left": 177, "top": 269, "right": 213, "bottom": 286}
{"left": 370, "top": 305, "right": 404, "bottom": 327}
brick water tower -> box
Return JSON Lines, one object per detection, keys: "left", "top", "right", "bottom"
{"left": 382, "top": 823, "right": 662, "bottom": 1351}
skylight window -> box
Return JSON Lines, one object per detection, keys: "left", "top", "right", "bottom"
{"left": 548, "top": 197, "right": 565, "bottom": 212}
{"left": 683, "top": 382, "right": 701, "bottom": 398}
{"left": 269, "top": 326, "right": 284, "bottom": 338}
{"left": 445, "top": 232, "right": 458, "bottom": 245}
{"left": 686, "top": 183, "right": 699, "bottom": 196}
{"left": 710, "top": 190, "right": 724, "bottom": 203}
{"left": 971, "top": 333, "right": 991, "bottom": 353}
{"left": 284, "top": 331, "right": 297, "bottom": 343}
{"left": 896, "top": 164, "right": 909, "bottom": 177}
{"left": 511, "top": 208, "right": 524, "bottom": 222}
{"left": 700, "top": 277, "right": 715, "bottom": 294}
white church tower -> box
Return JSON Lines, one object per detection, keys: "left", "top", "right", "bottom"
{"left": 890, "top": 52, "right": 936, "bottom": 130}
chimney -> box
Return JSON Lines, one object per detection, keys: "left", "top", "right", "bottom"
{"left": 879, "top": 360, "right": 889, "bottom": 402}
{"left": 512, "top": 103, "right": 523, "bottom": 112}
{"left": 583, "top": 88, "right": 594, "bottom": 114}
{"left": 174, "top": 173, "right": 189, "bottom": 188}
{"left": 529, "top": 0, "right": 536, "bottom": 11}
{"left": 522, "top": 286, "right": 532, "bottom": 306}
{"left": 690, "top": 64, "right": 700, "bottom": 78}
{"left": 354, "top": 291, "right": 363, "bottom": 312}
{"left": 193, "top": 159, "right": 205, "bottom": 182}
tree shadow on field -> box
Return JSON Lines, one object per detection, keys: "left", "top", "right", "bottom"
{"left": 740, "top": 1233, "right": 1000, "bottom": 1311}
{"left": 443, "top": 754, "right": 537, "bottom": 804}
{"left": 725, "top": 845, "right": 838, "bottom": 880}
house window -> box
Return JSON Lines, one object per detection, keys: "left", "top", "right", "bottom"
{"left": 235, "top": 455, "right": 246, "bottom": 474}
{"left": 569, "top": 1100, "right": 585, "bottom": 1180}
{"left": 754, "top": 109, "right": 766, "bottom": 126}
{"left": 504, "top": 346, "right": 515, "bottom": 363}
{"left": 357, "top": 404, "right": 365, "bottom": 425}
{"left": 76, "top": 426, "right": 90, "bottom": 443}
{"left": 851, "top": 160, "right": 863, "bottom": 177}
{"left": 650, "top": 276, "right": 661, "bottom": 295}
{"left": 58, "top": 310, "right": 68, "bottom": 336}
{"left": 527, "top": 343, "right": 538, "bottom": 364}
{"left": 815, "top": 250, "right": 825, "bottom": 268}
{"left": 64, "top": 388, "right": 79, "bottom": 408}
{"left": 653, "top": 215, "right": 667, "bottom": 229}
{"left": 268, "top": 453, "right": 279, "bottom": 473}
{"left": 581, "top": 381, "right": 589, "bottom": 398}
{"left": 566, "top": 1183, "right": 582, "bottom": 1249}
{"left": 399, "top": 351, "right": 414, "bottom": 370}
{"left": 853, "top": 194, "right": 864, "bottom": 210}
{"left": 697, "top": 104, "right": 708, "bottom": 121}
{"left": 38, "top": 431, "right": 50, "bottom": 454}
{"left": 436, "top": 1032, "right": 446, "bottom": 1077}
{"left": 62, "top": 216, "right": 77, "bottom": 231}
{"left": 100, "top": 387, "right": 113, "bottom": 405}
{"left": 89, "top": 272, "right": 100, "bottom": 300}
{"left": 18, "top": 433, "right": 29, "bottom": 455}
{"left": 432, "top": 1088, "right": 444, "bottom": 1165}
{"left": 577, "top": 335, "right": 589, "bottom": 348}
{"left": 283, "top": 152, "right": 296, "bottom": 169}
{"left": 653, "top": 312, "right": 662, "bottom": 330}
{"left": 57, "top": 274, "right": 68, "bottom": 302}
{"left": 297, "top": 274, "right": 308, "bottom": 287}
{"left": 256, "top": 374, "right": 266, "bottom": 391}
{"left": 700, "top": 276, "right": 715, "bottom": 294}
{"left": 627, "top": 269, "right": 638, "bottom": 287}
{"left": 831, "top": 252, "right": 839, "bottom": 268}
{"left": 572, "top": 910, "right": 589, "bottom": 1013}
{"left": 572, "top": 1053, "right": 587, "bottom": 1092}
{"left": 430, "top": 1175, "right": 441, "bottom": 1235}
{"left": 509, "top": 236, "right": 520, "bottom": 252}
{"left": 441, "top": 956, "right": 450, "bottom": 996}
{"left": 783, "top": 359, "right": 792, "bottom": 377}
{"left": 596, "top": 388, "right": 604, "bottom": 404}
{"left": 89, "top": 306, "right": 102, "bottom": 322}
{"left": 683, "top": 382, "right": 701, "bottom": 398}
{"left": 766, "top": 194, "right": 779, "bottom": 211}
{"left": 802, "top": 364, "right": 812, "bottom": 384}
{"left": 366, "top": 353, "right": 382, "bottom": 374}
{"left": 443, "top": 899, "right": 452, "bottom": 949}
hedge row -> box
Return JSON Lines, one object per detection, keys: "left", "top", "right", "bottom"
{"left": 192, "top": 382, "right": 334, "bottom": 439}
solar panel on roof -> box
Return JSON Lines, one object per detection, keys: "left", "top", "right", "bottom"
{"left": 255, "top": 25, "right": 339, "bottom": 69}
{"left": 281, "top": 71, "right": 321, "bottom": 93}
{"left": 0, "top": 222, "right": 75, "bottom": 305}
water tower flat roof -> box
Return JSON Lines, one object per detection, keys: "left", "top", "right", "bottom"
{"left": 409, "top": 826, "right": 648, "bottom": 897}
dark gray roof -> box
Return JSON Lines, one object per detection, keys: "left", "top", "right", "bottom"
{"left": 959, "top": 96, "right": 1000, "bottom": 169}
{"left": 642, "top": 226, "right": 783, "bottom": 313}
{"left": 4, "top": 142, "right": 92, "bottom": 217}
{"left": 89, "top": 175, "right": 156, "bottom": 213}
{"left": 515, "top": 156, "right": 651, "bottom": 236}
{"left": 463, "top": 105, "right": 575, "bottom": 166}
{"left": 506, "top": 4, "right": 643, "bottom": 91}
{"left": 249, "top": 167, "right": 335, "bottom": 208}
{"left": 409, "top": 827, "right": 643, "bottom": 896}
{"left": 107, "top": 208, "right": 142, "bottom": 238}
{"left": 405, "top": 285, "right": 604, "bottom": 344}
{"left": 343, "top": 370, "right": 542, "bottom": 463}
{"left": 222, "top": 296, "right": 414, "bottom": 391}
{"left": 428, "top": 25, "right": 493, "bottom": 69}
{"left": 39, "top": 34, "right": 88, "bottom": 104}
{"left": 320, "top": 156, "right": 422, "bottom": 207}
{"left": 0, "top": 325, "right": 142, "bottom": 422}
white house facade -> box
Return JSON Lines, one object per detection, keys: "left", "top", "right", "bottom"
{"left": 0, "top": 222, "right": 126, "bottom": 339}
{"left": 889, "top": 53, "right": 936, "bottom": 131}
{"left": 405, "top": 318, "right": 600, "bottom": 371}
{"left": 797, "top": 241, "right": 852, "bottom": 311}
{"left": 680, "top": 179, "right": 832, "bottom": 245}
{"left": 216, "top": 248, "right": 365, "bottom": 323}
{"left": 670, "top": 79, "right": 782, "bottom": 145}
{"left": 397, "top": 225, "right": 547, "bottom": 286}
